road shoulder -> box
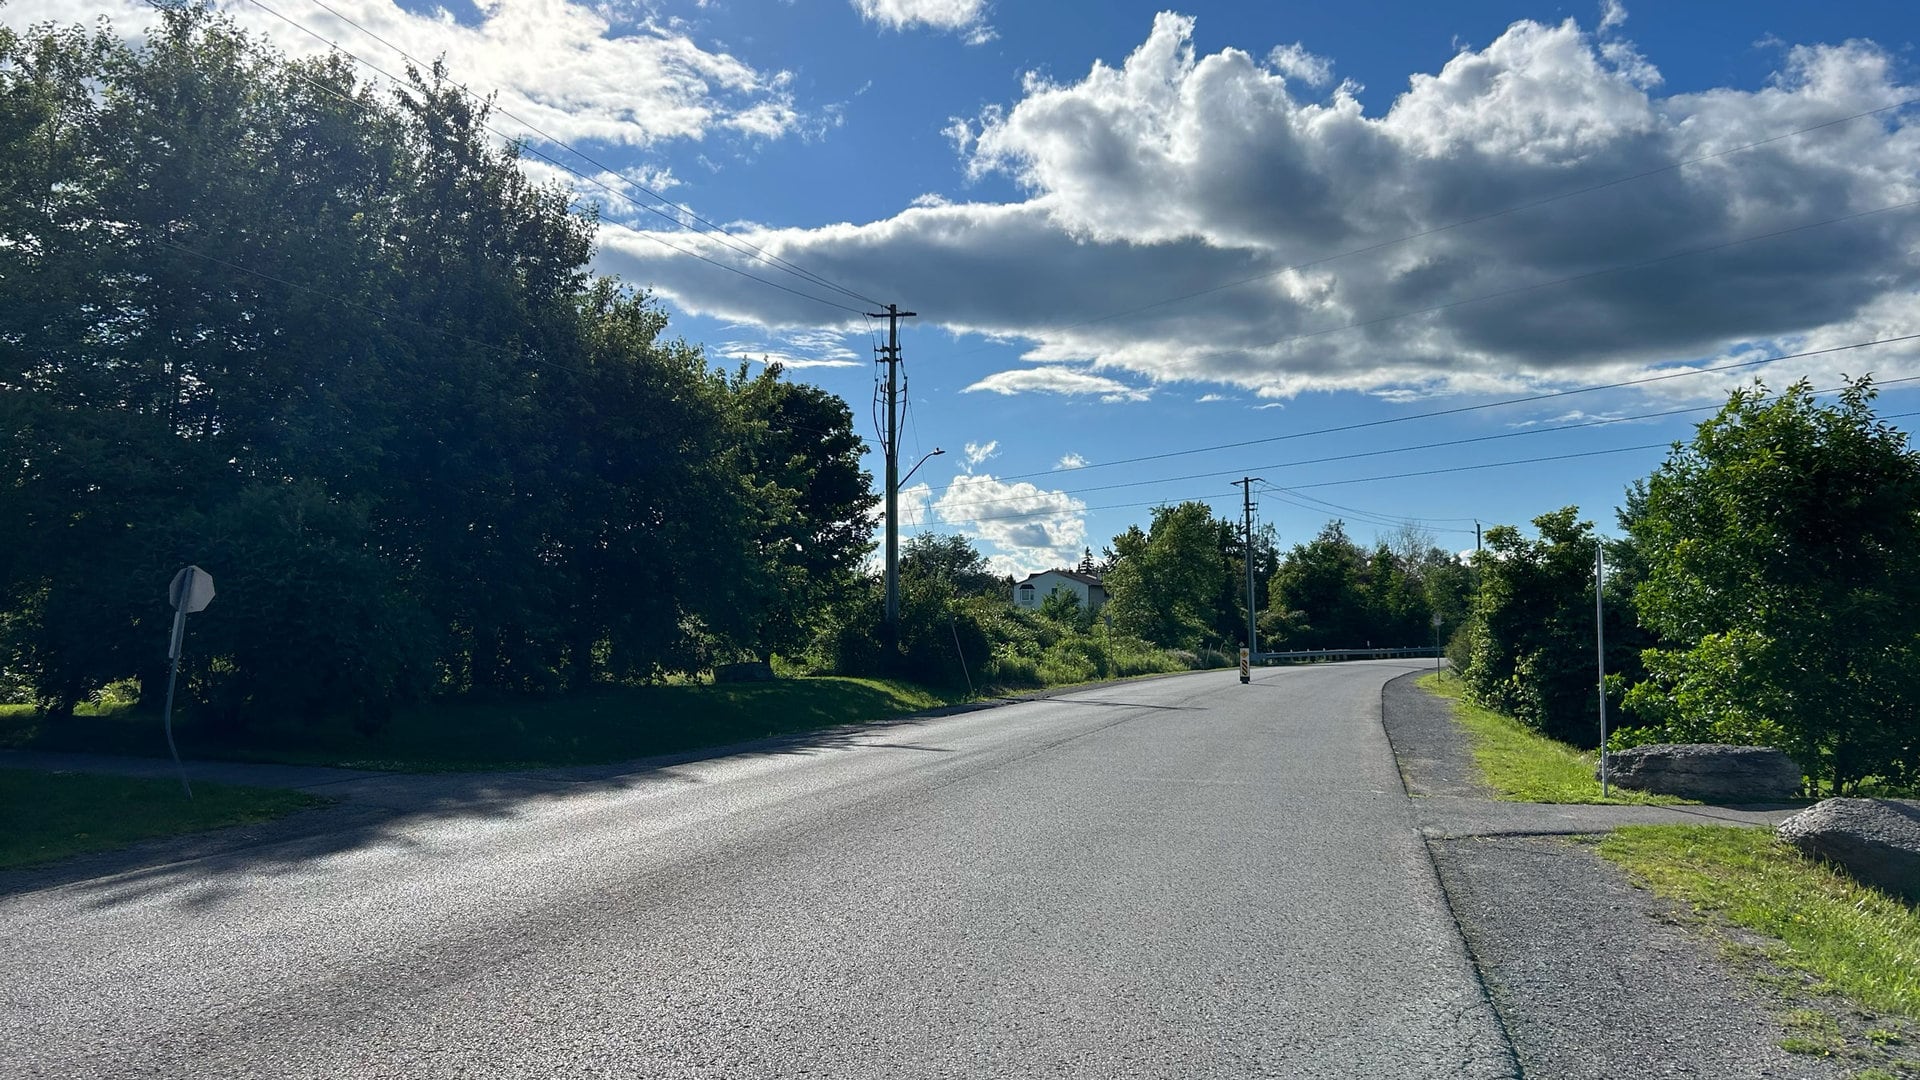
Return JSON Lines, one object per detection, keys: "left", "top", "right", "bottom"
{"left": 1382, "top": 669, "right": 1856, "bottom": 1080}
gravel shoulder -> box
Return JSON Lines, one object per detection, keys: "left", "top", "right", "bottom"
{"left": 1382, "top": 670, "right": 1854, "bottom": 1080}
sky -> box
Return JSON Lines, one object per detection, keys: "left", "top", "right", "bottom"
{"left": 10, "top": 0, "right": 1920, "bottom": 574}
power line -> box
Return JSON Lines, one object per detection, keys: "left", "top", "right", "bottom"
{"left": 998, "top": 333, "right": 1920, "bottom": 483}
{"left": 943, "top": 94, "right": 1920, "bottom": 354}
{"left": 205, "top": 0, "right": 870, "bottom": 316}
{"left": 285, "top": 0, "right": 883, "bottom": 308}
{"left": 952, "top": 369, "right": 1920, "bottom": 515}
{"left": 930, "top": 409, "right": 1920, "bottom": 528}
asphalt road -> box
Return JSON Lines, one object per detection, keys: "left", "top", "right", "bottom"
{"left": 2, "top": 660, "right": 1521, "bottom": 1078}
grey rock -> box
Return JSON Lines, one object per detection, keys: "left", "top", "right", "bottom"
{"left": 713, "top": 660, "right": 777, "bottom": 682}
{"left": 1777, "top": 798, "right": 1920, "bottom": 900}
{"left": 1600, "top": 743, "right": 1802, "bottom": 802}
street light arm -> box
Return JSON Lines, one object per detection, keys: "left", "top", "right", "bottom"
{"left": 900, "top": 447, "right": 945, "bottom": 487}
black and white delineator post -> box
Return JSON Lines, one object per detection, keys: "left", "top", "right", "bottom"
{"left": 163, "top": 565, "right": 215, "bottom": 799}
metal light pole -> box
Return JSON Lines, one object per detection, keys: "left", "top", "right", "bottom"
{"left": 1596, "top": 544, "right": 1609, "bottom": 797}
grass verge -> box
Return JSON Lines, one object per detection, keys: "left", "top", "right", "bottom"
{"left": 1417, "top": 673, "right": 1681, "bottom": 804}
{"left": 1, "top": 677, "right": 964, "bottom": 772}
{"left": 1, "top": 768, "right": 328, "bottom": 869}
{"left": 1596, "top": 825, "right": 1920, "bottom": 1021}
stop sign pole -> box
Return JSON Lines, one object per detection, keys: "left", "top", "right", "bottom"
{"left": 163, "top": 566, "right": 215, "bottom": 799}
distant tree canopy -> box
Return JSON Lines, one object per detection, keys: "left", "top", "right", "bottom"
{"left": 0, "top": 11, "right": 873, "bottom": 724}
{"left": 1261, "top": 521, "right": 1468, "bottom": 654}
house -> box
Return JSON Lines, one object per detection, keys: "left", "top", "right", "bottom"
{"left": 1012, "top": 569, "right": 1107, "bottom": 614}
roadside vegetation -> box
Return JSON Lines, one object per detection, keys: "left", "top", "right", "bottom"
{"left": 2, "top": 677, "right": 960, "bottom": 772}
{"left": 1448, "top": 380, "right": 1920, "bottom": 796}
{"left": 0, "top": 769, "right": 326, "bottom": 869}
{"left": 1418, "top": 674, "right": 1679, "bottom": 805}
{"left": 1597, "top": 825, "right": 1920, "bottom": 1073}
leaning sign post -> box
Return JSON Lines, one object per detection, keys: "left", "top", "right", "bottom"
{"left": 163, "top": 565, "right": 215, "bottom": 800}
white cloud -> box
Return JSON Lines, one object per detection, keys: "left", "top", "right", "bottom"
{"left": 716, "top": 327, "right": 860, "bottom": 368}
{"left": 850, "top": 0, "right": 990, "bottom": 37}
{"left": 1268, "top": 42, "right": 1333, "bottom": 88}
{"left": 930, "top": 474, "right": 1086, "bottom": 575}
{"left": 7, "top": 0, "right": 805, "bottom": 152}
{"left": 594, "top": 12, "right": 1920, "bottom": 404}
{"left": 1055, "top": 452, "right": 1087, "bottom": 469}
{"left": 1197, "top": 393, "right": 1227, "bottom": 403}
{"left": 963, "top": 439, "right": 999, "bottom": 469}
{"left": 1599, "top": 0, "right": 1628, "bottom": 34}
{"left": 964, "top": 367, "right": 1151, "bottom": 402}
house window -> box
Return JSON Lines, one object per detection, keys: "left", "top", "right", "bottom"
{"left": 1018, "top": 583, "right": 1035, "bottom": 605}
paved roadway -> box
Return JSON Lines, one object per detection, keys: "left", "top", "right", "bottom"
{"left": 2, "top": 661, "right": 1519, "bottom": 1078}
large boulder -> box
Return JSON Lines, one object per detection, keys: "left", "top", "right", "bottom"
{"left": 1777, "top": 798, "right": 1920, "bottom": 901}
{"left": 1599, "top": 743, "right": 1802, "bottom": 802}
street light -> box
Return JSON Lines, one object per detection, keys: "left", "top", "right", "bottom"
{"left": 900, "top": 447, "right": 945, "bottom": 487}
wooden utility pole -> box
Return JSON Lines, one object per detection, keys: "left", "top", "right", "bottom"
{"left": 1236, "top": 477, "right": 1263, "bottom": 660}
{"left": 867, "top": 304, "right": 916, "bottom": 649}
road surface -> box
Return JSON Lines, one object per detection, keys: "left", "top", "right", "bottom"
{"left": 2, "top": 660, "right": 1519, "bottom": 1078}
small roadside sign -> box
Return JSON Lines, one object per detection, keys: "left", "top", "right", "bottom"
{"left": 1239, "top": 647, "right": 1250, "bottom": 684}
{"left": 169, "top": 566, "right": 215, "bottom": 613}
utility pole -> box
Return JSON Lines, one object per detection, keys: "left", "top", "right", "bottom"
{"left": 1475, "top": 520, "right": 1482, "bottom": 553}
{"left": 867, "top": 303, "right": 916, "bottom": 651}
{"left": 1236, "top": 477, "right": 1263, "bottom": 660}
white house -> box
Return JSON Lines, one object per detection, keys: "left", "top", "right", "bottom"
{"left": 1012, "top": 569, "right": 1107, "bottom": 614}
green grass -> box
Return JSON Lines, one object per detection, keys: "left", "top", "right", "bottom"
{"left": 1418, "top": 673, "right": 1682, "bottom": 804}
{"left": 0, "top": 768, "right": 327, "bottom": 869}
{"left": 1597, "top": 825, "right": 1920, "bottom": 1021}
{"left": 0, "top": 676, "right": 963, "bottom": 772}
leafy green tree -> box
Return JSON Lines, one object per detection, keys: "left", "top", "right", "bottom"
{"left": 1103, "top": 502, "right": 1238, "bottom": 650}
{"left": 0, "top": 10, "right": 875, "bottom": 724}
{"left": 1457, "top": 508, "right": 1639, "bottom": 745}
{"left": 901, "top": 533, "right": 1004, "bottom": 597}
{"left": 1622, "top": 379, "right": 1920, "bottom": 789}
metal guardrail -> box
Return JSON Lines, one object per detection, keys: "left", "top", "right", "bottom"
{"left": 1254, "top": 646, "right": 1443, "bottom": 664}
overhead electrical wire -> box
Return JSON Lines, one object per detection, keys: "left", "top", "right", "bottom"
{"left": 930, "top": 409, "right": 1920, "bottom": 529}
{"left": 928, "top": 368, "right": 1920, "bottom": 517}
{"left": 997, "top": 333, "right": 1920, "bottom": 483}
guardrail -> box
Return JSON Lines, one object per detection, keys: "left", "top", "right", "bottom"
{"left": 1255, "top": 646, "right": 1443, "bottom": 664}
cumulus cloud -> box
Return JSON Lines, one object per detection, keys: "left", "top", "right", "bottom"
{"left": 1055, "top": 452, "right": 1087, "bottom": 469}
{"left": 930, "top": 474, "right": 1086, "bottom": 575}
{"left": 1268, "top": 42, "right": 1333, "bottom": 88}
{"left": 6, "top": 0, "right": 805, "bottom": 152}
{"left": 595, "top": 11, "right": 1920, "bottom": 402}
{"left": 963, "top": 439, "right": 999, "bottom": 469}
{"left": 850, "top": 0, "right": 991, "bottom": 39}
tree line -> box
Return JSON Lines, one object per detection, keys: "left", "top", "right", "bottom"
{"left": 0, "top": 10, "right": 872, "bottom": 728}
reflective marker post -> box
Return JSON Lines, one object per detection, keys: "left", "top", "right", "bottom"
{"left": 1239, "top": 647, "right": 1250, "bottom": 684}
{"left": 163, "top": 565, "right": 216, "bottom": 800}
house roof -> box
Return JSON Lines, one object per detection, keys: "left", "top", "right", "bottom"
{"left": 1017, "top": 569, "right": 1104, "bottom": 587}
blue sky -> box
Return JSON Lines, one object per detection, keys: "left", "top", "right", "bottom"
{"left": 15, "top": 0, "right": 1920, "bottom": 571}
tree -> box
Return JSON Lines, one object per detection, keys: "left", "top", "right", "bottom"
{"left": 1456, "top": 508, "right": 1639, "bottom": 745}
{"left": 1103, "top": 502, "right": 1238, "bottom": 650}
{"left": 1622, "top": 379, "right": 1920, "bottom": 789}
{"left": 0, "top": 10, "right": 876, "bottom": 723}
